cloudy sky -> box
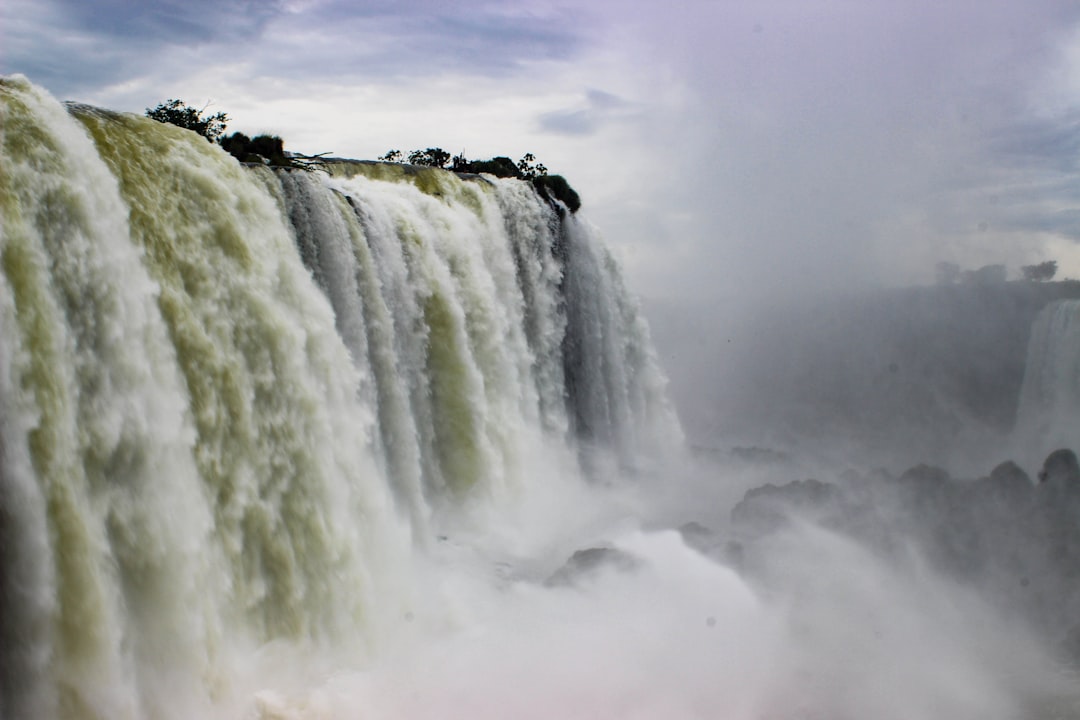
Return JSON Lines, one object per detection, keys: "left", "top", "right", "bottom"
{"left": 5, "top": 0, "right": 1080, "bottom": 306}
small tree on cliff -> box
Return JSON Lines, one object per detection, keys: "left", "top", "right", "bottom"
{"left": 145, "top": 99, "right": 228, "bottom": 142}
{"left": 1021, "top": 260, "right": 1058, "bottom": 282}
{"left": 377, "top": 147, "right": 580, "bottom": 211}
{"left": 516, "top": 153, "right": 548, "bottom": 179}
{"left": 407, "top": 147, "right": 452, "bottom": 168}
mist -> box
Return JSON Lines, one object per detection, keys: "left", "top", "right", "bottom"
{"left": 647, "top": 282, "right": 1080, "bottom": 470}
{"left": 604, "top": 0, "right": 1080, "bottom": 308}
{"left": 626, "top": 4, "right": 1080, "bottom": 697}
{"left": 9, "top": 1, "right": 1080, "bottom": 304}
{"left": 219, "top": 465, "right": 1079, "bottom": 720}
{"left": 5, "top": 1, "right": 1080, "bottom": 717}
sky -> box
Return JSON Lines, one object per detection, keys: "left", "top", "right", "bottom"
{"left": 6, "top": 0, "right": 1080, "bottom": 307}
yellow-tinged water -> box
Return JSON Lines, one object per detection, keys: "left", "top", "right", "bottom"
{"left": 0, "top": 75, "right": 693, "bottom": 720}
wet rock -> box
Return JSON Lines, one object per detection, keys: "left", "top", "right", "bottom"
{"left": 1038, "top": 448, "right": 1080, "bottom": 488}
{"left": 677, "top": 521, "right": 716, "bottom": 552}
{"left": 982, "top": 460, "right": 1033, "bottom": 504}
{"left": 544, "top": 547, "right": 642, "bottom": 587}
{"left": 728, "top": 452, "right": 1080, "bottom": 658}
{"left": 894, "top": 463, "right": 951, "bottom": 491}
{"left": 731, "top": 478, "right": 841, "bottom": 539}
{"left": 729, "top": 446, "right": 793, "bottom": 466}
{"left": 677, "top": 521, "right": 743, "bottom": 568}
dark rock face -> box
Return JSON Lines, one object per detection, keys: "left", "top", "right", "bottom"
{"left": 725, "top": 449, "right": 1080, "bottom": 663}
{"left": 677, "top": 522, "right": 744, "bottom": 569}
{"left": 986, "top": 460, "right": 1034, "bottom": 501}
{"left": 545, "top": 547, "right": 642, "bottom": 587}
{"left": 731, "top": 479, "right": 842, "bottom": 539}
{"left": 677, "top": 521, "right": 715, "bottom": 552}
{"left": 1038, "top": 448, "right": 1080, "bottom": 487}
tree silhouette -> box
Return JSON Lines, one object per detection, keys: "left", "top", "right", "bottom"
{"left": 407, "top": 148, "right": 452, "bottom": 168}
{"left": 516, "top": 153, "right": 548, "bottom": 179}
{"left": 1021, "top": 260, "right": 1057, "bottom": 282}
{"left": 145, "top": 99, "right": 228, "bottom": 142}
{"left": 457, "top": 156, "right": 519, "bottom": 177}
{"left": 377, "top": 147, "right": 579, "bottom": 211}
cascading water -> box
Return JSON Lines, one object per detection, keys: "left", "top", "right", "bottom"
{"left": 1014, "top": 299, "right": 1080, "bottom": 468}
{"left": 6, "top": 74, "right": 1080, "bottom": 720}
{"left": 0, "top": 75, "right": 681, "bottom": 719}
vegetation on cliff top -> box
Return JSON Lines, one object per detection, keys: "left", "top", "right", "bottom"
{"left": 144, "top": 100, "right": 582, "bottom": 211}
{"left": 144, "top": 99, "right": 328, "bottom": 170}
{"left": 1021, "top": 260, "right": 1058, "bottom": 282}
{"left": 145, "top": 99, "right": 228, "bottom": 143}
{"left": 380, "top": 147, "right": 581, "bottom": 212}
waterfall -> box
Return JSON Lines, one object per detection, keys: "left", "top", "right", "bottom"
{"left": 1013, "top": 299, "right": 1080, "bottom": 469}
{"left": 0, "top": 75, "right": 680, "bottom": 719}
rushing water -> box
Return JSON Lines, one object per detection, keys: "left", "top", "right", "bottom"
{"left": 1015, "top": 300, "right": 1080, "bottom": 468}
{"left": 3, "top": 75, "right": 1079, "bottom": 720}
{"left": 0, "top": 75, "right": 682, "bottom": 719}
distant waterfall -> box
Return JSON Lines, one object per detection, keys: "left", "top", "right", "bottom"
{"left": 1014, "top": 299, "right": 1080, "bottom": 469}
{"left": 0, "top": 75, "right": 680, "bottom": 719}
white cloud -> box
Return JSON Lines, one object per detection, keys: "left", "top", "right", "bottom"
{"left": 8, "top": 0, "right": 1080, "bottom": 305}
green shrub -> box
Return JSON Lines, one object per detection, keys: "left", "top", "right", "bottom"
{"left": 145, "top": 99, "right": 228, "bottom": 142}
{"left": 532, "top": 174, "right": 581, "bottom": 213}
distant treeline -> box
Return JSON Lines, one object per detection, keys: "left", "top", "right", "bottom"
{"left": 144, "top": 99, "right": 327, "bottom": 171}
{"left": 379, "top": 147, "right": 581, "bottom": 213}
{"left": 143, "top": 100, "right": 581, "bottom": 211}
{"left": 936, "top": 260, "right": 1060, "bottom": 285}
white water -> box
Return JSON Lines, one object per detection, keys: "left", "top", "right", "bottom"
{"left": 1, "top": 75, "right": 1077, "bottom": 720}
{"left": 1015, "top": 300, "right": 1080, "bottom": 468}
